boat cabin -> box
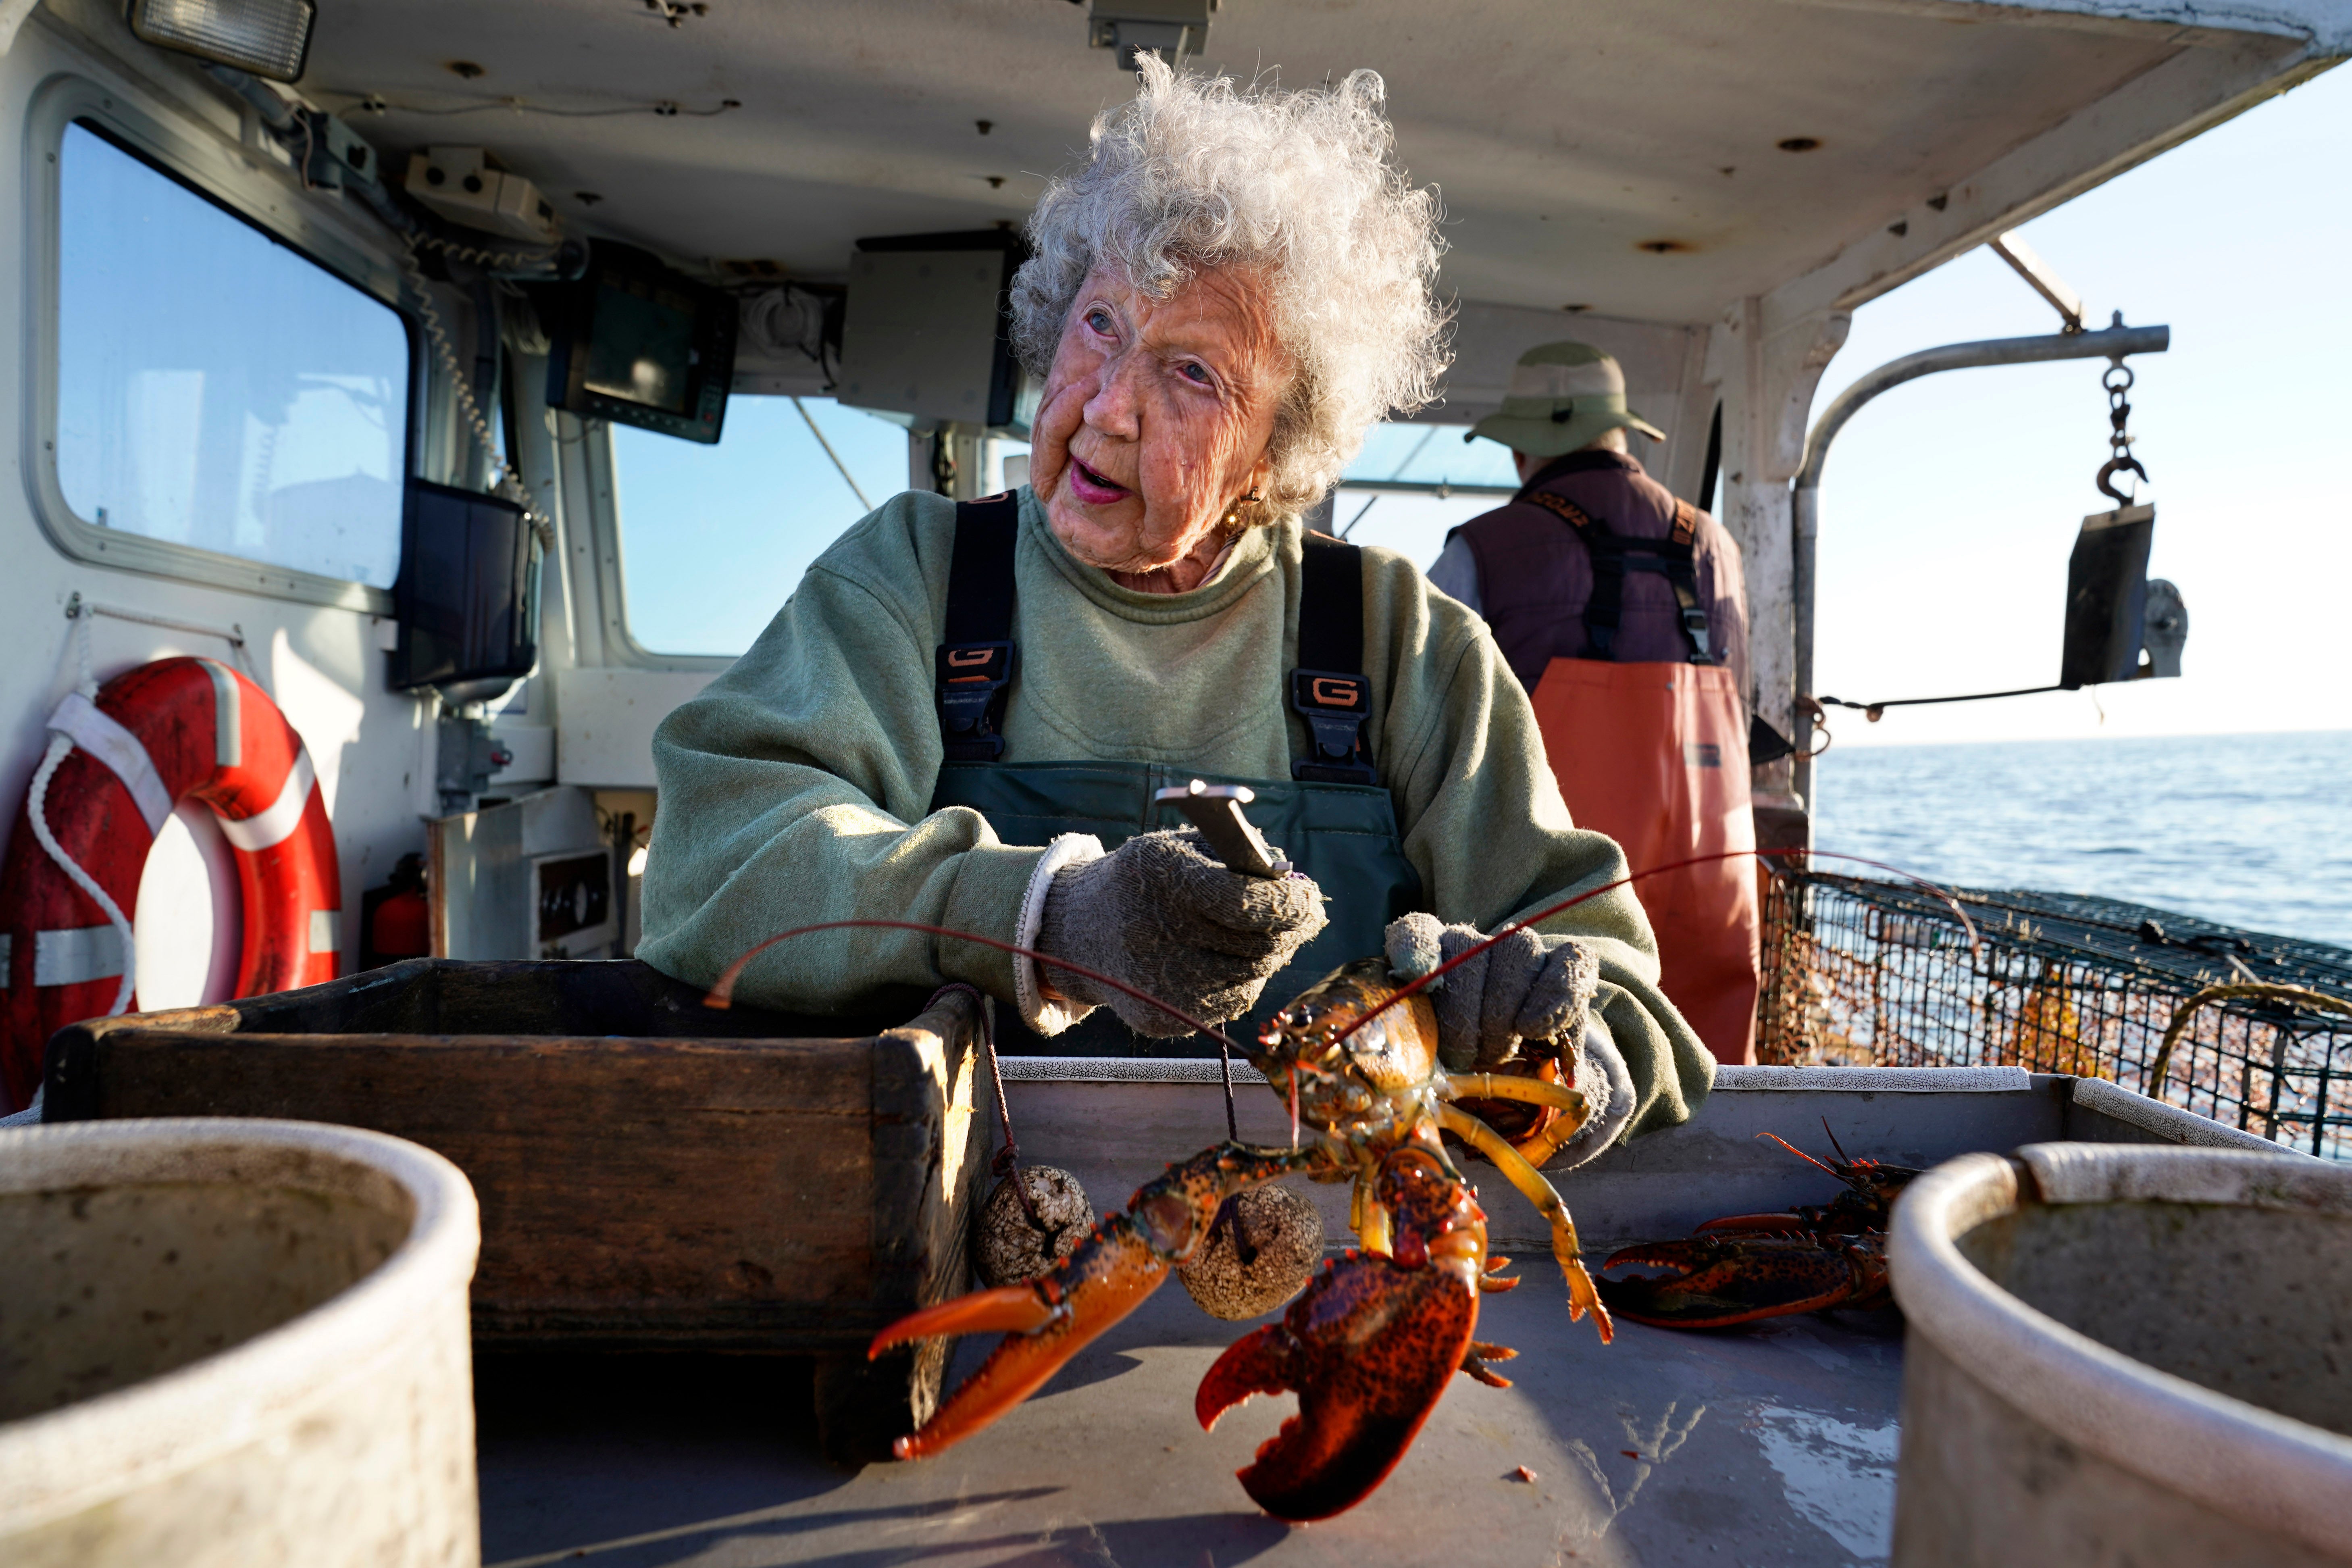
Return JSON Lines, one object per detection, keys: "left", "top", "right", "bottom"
{"left": 0, "top": 0, "right": 2340, "bottom": 1020}
{"left": 0, "top": 1, "right": 2344, "bottom": 1563}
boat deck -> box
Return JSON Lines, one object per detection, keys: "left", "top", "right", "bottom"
{"left": 474, "top": 1061, "right": 2253, "bottom": 1568}
{"left": 477, "top": 1283, "right": 1907, "bottom": 1568}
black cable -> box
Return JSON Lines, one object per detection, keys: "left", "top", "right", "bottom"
{"left": 1816, "top": 683, "right": 2064, "bottom": 720}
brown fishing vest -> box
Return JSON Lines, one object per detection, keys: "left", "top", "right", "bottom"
{"left": 1448, "top": 450, "right": 1730, "bottom": 691}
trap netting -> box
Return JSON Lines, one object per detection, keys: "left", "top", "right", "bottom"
{"left": 1757, "top": 872, "right": 2352, "bottom": 1160}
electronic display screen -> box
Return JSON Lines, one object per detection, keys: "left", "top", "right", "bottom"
{"left": 581, "top": 268, "right": 699, "bottom": 414}
{"left": 546, "top": 241, "right": 736, "bottom": 445}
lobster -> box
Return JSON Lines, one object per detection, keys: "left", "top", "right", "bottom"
{"left": 865, "top": 956, "right": 1613, "bottom": 1522}
{"left": 701, "top": 844, "right": 1973, "bottom": 1516}
{"left": 1594, "top": 1127, "right": 1917, "bottom": 1329}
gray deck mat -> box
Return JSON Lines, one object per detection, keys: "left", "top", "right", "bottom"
{"left": 476, "top": 1283, "right": 1905, "bottom": 1568}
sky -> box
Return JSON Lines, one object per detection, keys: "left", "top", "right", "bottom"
{"left": 1809, "top": 59, "right": 2352, "bottom": 748}
{"left": 1346, "top": 60, "right": 2352, "bottom": 749}
{"left": 612, "top": 395, "right": 908, "bottom": 655}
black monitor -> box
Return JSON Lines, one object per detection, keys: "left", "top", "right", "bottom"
{"left": 390, "top": 479, "right": 539, "bottom": 701}
{"left": 545, "top": 242, "right": 737, "bottom": 444}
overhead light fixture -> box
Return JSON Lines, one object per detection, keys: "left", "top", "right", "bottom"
{"left": 127, "top": 0, "right": 317, "bottom": 83}
{"left": 1086, "top": 0, "right": 1215, "bottom": 70}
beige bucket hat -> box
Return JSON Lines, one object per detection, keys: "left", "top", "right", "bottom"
{"left": 1467, "top": 342, "right": 1665, "bottom": 459}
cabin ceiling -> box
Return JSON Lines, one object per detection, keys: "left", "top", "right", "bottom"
{"left": 302, "top": 0, "right": 2300, "bottom": 325}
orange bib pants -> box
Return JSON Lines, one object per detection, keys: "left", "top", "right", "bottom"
{"left": 1527, "top": 658, "right": 1759, "bottom": 1065}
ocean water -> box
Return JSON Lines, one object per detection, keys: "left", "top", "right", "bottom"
{"left": 1809, "top": 729, "right": 2352, "bottom": 950}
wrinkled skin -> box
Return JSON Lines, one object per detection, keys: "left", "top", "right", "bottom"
{"left": 1028, "top": 264, "right": 1290, "bottom": 593}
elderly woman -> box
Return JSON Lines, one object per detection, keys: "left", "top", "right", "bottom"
{"left": 640, "top": 61, "right": 1712, "bottom": 1158}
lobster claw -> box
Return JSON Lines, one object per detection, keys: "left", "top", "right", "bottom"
{"left": 873, "top": 1145, "right": 1319, "bottom": 1462}
{"left": 1596, "top": 1234, "right": 1889, "bottom": 1329}
{"left": 871, "top": 1218, "right": 1173, "bottom": 1460}
{"left": 1195, "top": 1247, "right": 1478, "bottom": 1522}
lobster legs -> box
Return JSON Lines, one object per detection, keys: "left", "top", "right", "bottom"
{"left": 1442, "top": 1070, "right": 1592, "bottom": 1166}
{"left": 871, "top": 1141, "right": 1331, "bottom": 1460}
{"left": 1437, "top": 1104, "right": 1614, "bottom": 1344}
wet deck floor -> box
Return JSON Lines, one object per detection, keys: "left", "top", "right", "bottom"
{"left": 470, "top": 1067, "right": 2126, "bottom": 1567}
{"left": 476, "top": 1284, "right": 1906, "bottom": 1568}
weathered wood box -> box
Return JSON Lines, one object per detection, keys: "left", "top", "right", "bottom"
{"left": 39, "top": 958, "right": 987, "bottom": 1461}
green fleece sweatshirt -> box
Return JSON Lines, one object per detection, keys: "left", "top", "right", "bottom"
{"left": 640, "top": 487, "right": 1713, "bottom": 1137}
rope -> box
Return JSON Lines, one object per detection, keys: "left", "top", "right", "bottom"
{"left": 26, "top": 613, "right": 135, "bottom": 1014}
{"left": 2148, "top": 982, "right": 2352, "bottom": 1093}
{"left": 69, "top": 604, "right": 94, "bottom": 696}
{"left": 1815, "top": 684, "right": 2064, "bottom": 721}
{"left": 66, "top": 595, "right": 262, "bottom": 689}
{"left": 395, "top": 235, "right": 558, "bottom": 553}
{"left": 1217, "top": 1038, "right": 1239, "bottom": 1142}
{"left": 26, "top": 733, "right": 137, "bottom": 1018}
{"left": 926, "top": 981, "right": 1046, "bottom": 1232}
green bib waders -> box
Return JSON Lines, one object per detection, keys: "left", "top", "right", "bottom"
{"left": 927, "top": 495, "right": 1424, "bottom": 1057}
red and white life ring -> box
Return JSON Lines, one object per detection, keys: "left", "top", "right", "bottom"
{"left": 0, "top": 656, "right": 341, "bottom": 1110}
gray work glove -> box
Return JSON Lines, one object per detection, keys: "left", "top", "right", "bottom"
{"left": 1384, "top": 912, "right": 1600, "bottom": 1072}
{"left": 1548, "top": 1020, "right": 1637, "bottom": 1168}
{"left": 1035, "top": 829, "right": 1328, "bottom": 1037}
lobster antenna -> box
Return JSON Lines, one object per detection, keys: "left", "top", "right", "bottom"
{"left": 1821, "top": 1117, "right": 1852, "bottom": 1166}
{"left": 1756, "top": 1131, "right": 1841, "bottom": 1179}
{"left": 703, "top": 917, "right": 1243, "bottom": 1053}
{"left": 1324, "top": 847, "right": 1982, "bottom": 1053}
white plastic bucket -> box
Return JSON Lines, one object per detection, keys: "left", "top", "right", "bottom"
{"left": 1890, "top": 1142, "right": 2352, "bottom": 1566}
{"left": 0, "top": 1118, "right": 482, "bottom": 1567}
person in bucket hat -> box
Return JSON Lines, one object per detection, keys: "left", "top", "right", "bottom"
{"left": 1429, "top": 342, "right": 1762, "bottom": 1066}
{"left": 1461, "top": 341, "right": 1667, "bottom": 465}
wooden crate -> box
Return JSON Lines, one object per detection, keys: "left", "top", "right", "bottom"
{"left": 40, "top": 958, "right": 988, "bottom": 1462}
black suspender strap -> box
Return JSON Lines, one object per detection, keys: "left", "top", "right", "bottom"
{"left": 936, "top": 494, "right": 1020, "bottom": 761}
{"left": 1291, "top": 534, "right": 1379, "bottom": 785}
{"left": 1520, "top": 488, "right": 1719, "bottom": 666}
{"left": 1658, "top": 499, "right": 1718, "bottom": 665}
{"left": 1520, "top": 489, "right": 1628, "bottom": 660}
{"left": 938, "top": 506, "right": 1381, "bottom": 778}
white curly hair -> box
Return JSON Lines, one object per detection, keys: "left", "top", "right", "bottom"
{"left": 1010, "top": 58, "right": 1450, "bottom": 519}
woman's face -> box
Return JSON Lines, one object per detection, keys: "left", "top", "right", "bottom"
{"left": 1030, "top": 264, "right": 1290, "bottom": 578}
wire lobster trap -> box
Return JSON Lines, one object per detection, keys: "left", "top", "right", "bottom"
{"left": 1758, "top": 872, "right": 2352, "bottom": 1159}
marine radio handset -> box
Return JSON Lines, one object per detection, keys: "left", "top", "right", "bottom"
{"left": 1154, "top": 780, "right": 1292, "bottom": 879}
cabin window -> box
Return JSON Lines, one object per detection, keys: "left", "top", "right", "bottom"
{"left": 610, "top": 395, "right": 908, "bottom": 656}
{"left": 1328, "top": 422, "right": 1519, "bottom": 566}
{"left": 53, "top": 122, "right": 410, "bottom": 589}
{"left": 1345, "top": 423, "right": 1520, "bottom": 492}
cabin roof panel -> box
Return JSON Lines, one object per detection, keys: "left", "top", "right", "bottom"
{"left": 304, "top": 0, "right": 2333, "bottom": 323}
